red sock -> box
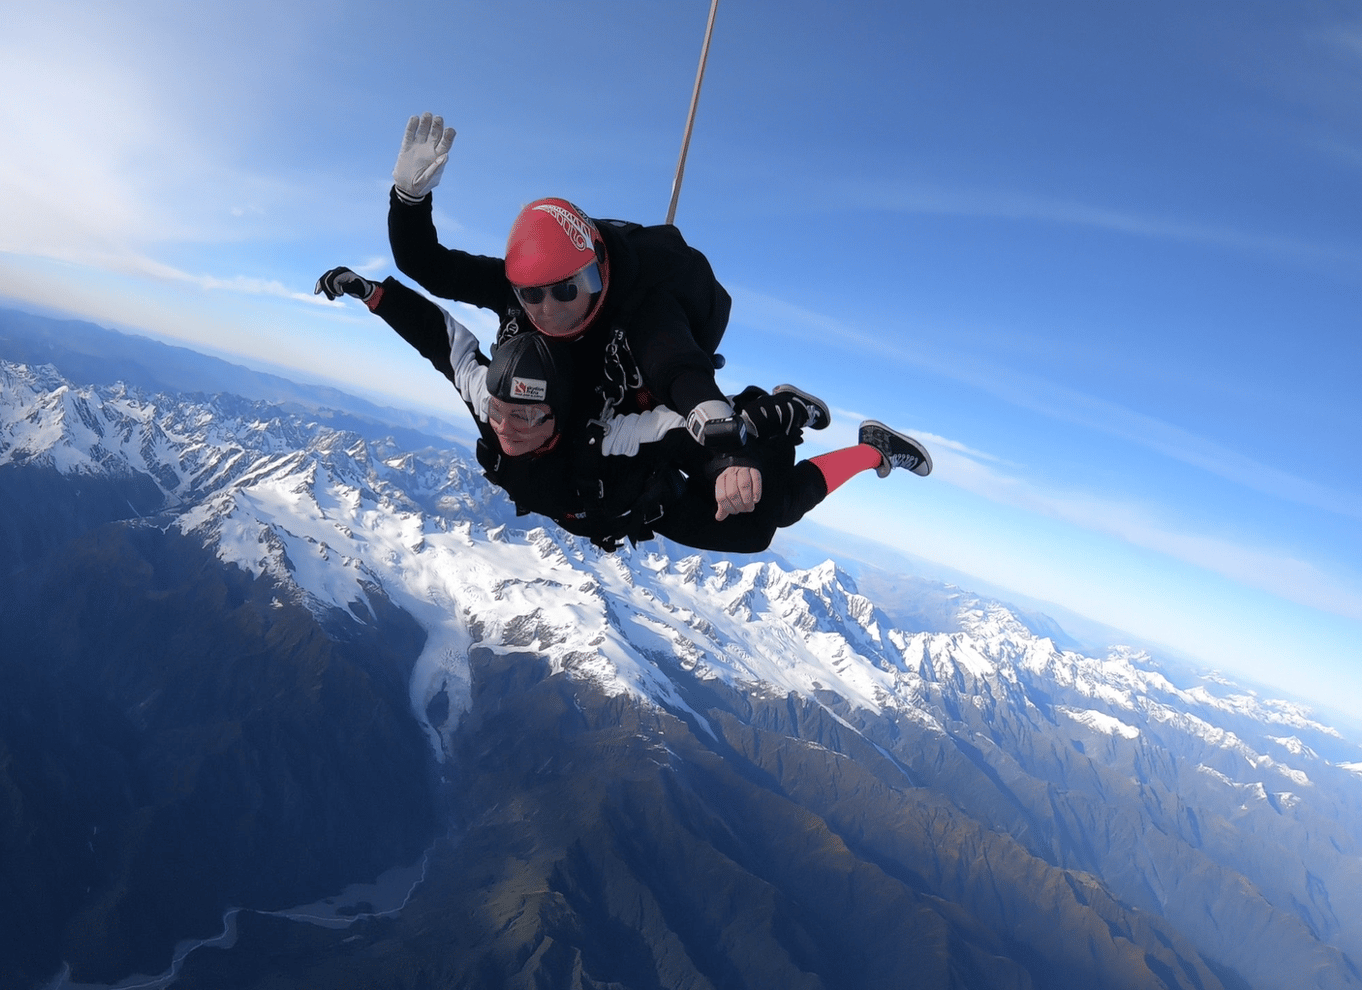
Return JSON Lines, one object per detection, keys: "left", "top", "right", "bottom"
{"left": 811, "top": 445, "right": 883, "bottom": 494}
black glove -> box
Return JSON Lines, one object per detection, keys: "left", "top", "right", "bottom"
{"left": 314, "top": 267, "right": 376, "bottom": 302}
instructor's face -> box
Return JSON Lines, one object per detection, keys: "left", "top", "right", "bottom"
{"left": 522, "top": 291, "right": 591, "bottom": 338}
{"left": 512, "top": 261, "right": 601, "bottom": 338}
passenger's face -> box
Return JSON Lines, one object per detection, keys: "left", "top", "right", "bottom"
{"left": 488, "top": 398, "right": 556, "bottom": 456}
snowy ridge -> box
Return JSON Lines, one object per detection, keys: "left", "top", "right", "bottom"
{"left": 2, "top": 359, "right": 1354, "bottom": 775}
{"left": 8, "top": 360, "right": 1362, "bottom": 988}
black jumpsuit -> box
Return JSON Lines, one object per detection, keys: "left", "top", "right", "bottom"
{"left": 373, "top": 277, "right": 828, "bottom": 554}
{"left": 387, "top": 189, "right": 732, "bottom": 423}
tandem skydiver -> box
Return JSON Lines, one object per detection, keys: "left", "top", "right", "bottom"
{"left": 316, "top": 267, "right": 931, "bottom": 554}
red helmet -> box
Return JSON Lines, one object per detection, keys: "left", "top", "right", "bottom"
{"left": 505, "top": 198, "right": 609, "bottom": 336}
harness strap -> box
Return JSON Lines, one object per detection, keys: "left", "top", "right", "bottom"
{"left": 590, "top": 466, "right": 689, "bottom": 551}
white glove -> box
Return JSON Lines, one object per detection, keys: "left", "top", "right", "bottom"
{"left": 393, "top": 113, "right": 456, "bottom": 204}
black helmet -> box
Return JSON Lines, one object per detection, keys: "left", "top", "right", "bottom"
{"left": 486, "top": 332, "right": 574, "bottom": 421}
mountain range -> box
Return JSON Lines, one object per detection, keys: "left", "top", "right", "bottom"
{"left": 2, "top": 310, "right": 1361, "bottom": 990}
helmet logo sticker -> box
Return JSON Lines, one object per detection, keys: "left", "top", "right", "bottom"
{"left": 533, "top": 203, "right": 592, "bottom": 252}
{"left": 511, "top": 376, "right": 548, "bottom": 401}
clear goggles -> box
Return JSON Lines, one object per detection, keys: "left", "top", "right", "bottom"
{"left": 512, "top": 261, "right": 602, "bottom": 307}
{"left": 487, "top": 397, "right": 554, "bottom": 430}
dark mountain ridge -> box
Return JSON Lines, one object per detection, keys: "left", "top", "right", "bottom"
{"left": 1, "top": 348, "right": 1359, "bottom": 989}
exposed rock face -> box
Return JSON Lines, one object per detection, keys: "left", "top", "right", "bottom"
{"left": 2, "top": 359, "right": 1360, "bottom": 990}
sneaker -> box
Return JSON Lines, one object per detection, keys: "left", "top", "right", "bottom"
{"left": 772, "top": 384, "right": 831, "bottom": 430}
{"left": 859, "top": 420, "right": 932, "bottom": 477}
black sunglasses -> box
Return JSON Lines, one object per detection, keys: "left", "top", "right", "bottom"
{"left": 516, "top": 278, "right": 580, "bottom": 305}
{"left": 513, "top": 261, "right": 603, "bottom": 308}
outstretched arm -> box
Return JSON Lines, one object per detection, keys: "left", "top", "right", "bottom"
{"left": 370, "top": 278, "right": 490, "bottom": 419}
{"left": 317, "top": 267, "right": 491, "bottom": 423}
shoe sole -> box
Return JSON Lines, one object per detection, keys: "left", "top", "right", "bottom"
{"left": 859, "top": 420, "right": 933, "bottom": 477}
{"left": 773, "top": 384, "right": 830, "bottom": 429}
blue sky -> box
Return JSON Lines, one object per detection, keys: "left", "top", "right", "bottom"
{"left": 2, "top": 1, "right": 1360, "bottom": 715}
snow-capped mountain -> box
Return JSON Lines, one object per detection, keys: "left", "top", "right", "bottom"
{"left": 4, "top": 359, "right": 1361, "bottom": 990}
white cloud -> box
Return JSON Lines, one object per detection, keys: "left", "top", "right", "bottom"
{"left": 0, "top": 4, "right": 381, "bottom": 277}
{"left": 907, "top": 430, "right": 1013, "bottom": 466}
{"left": 353, "top": 256, "right": 393, "bottom": 276}
{"left": 0, "top": 248, "right": 330, "bottom": 309}
{"left": 842, "top": 181, "right": 1362, "bottom": 272}
{"left": 0, "top": 51, "right": 153, "bottom": 256}
{"left": 784, "top": 373, "right": 1362, "bottom": 622}
{"left": 905, "top": 438, "right": 1362, "bottom": 622}
{"left": 793, "top": 386, "right": 1362, "bottom": 624}
{"left": 731, "top": 286, "right": 1360, "bottom": 523}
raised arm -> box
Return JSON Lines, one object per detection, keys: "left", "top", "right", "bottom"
{"left": 387, "top": 114, "right": 508, "bottom": 309}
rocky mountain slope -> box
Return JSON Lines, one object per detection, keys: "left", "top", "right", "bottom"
{"left": 2, "top": 360, "right": 1360, "bottom": 990}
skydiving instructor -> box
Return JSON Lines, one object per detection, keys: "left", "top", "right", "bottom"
{"left": 385, "top": 113, "right": 751, "bottom": 460}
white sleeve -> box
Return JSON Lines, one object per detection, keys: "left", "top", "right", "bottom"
{"left": 444, "top": 308, "right": 491, "bottom": 423}
{"left": 600, "top": 406, "right": 687, "bottom": 457}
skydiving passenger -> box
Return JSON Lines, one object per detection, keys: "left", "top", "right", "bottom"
{"left": 316, "top": 268, "right": 932, "bottom": 554}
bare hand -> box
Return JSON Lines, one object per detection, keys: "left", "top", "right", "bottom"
{"left": 715, "top": 466, "right": 762, "bottom": 521}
